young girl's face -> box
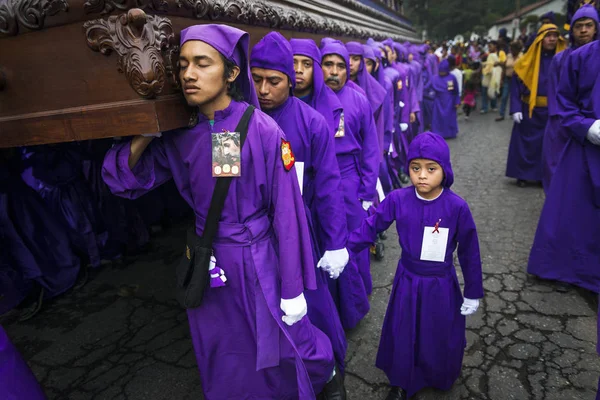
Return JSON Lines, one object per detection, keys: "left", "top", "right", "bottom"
{"left": 409, "top": 158, "right": 445, "bottom": 199}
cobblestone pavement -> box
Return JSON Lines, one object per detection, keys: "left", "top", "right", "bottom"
{"left": 3, "top": 111, "right": 599, "bottom": 400}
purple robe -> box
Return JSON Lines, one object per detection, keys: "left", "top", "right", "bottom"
{"left": 103, "top": 25, "right": 333, "bottom": 399}
{"left": 505, "top": 52, "right": 554, "bottom": 181}
{"left": 422, "top": 55, "right": 438, "bottom": 130}
{"left": 528, "top": 40, "right": 600, "bottom": 293}
{"left": 348, "top": 133, "right": 483, "bottom": 397}
{"left": 251, "top": 33, "right": 348, "bottom": 373}
{"left": 321, "top": 41, "right": 376, "bottom": 327}
{"left": 542, "top": 5, "right": 599, "bottom": 191}
{"left": 0, "top": 326, "right": 47, "bottom": 399}
{"left": 431, "top": 61, "right": 460, "bottom": 139}
{"left": 21, "top": 143, "right": 112, "bottom": 268}
{"left": 290, "top": 39, "right": 343, "bottom": 138}
{"left": 103, "top": 100, "right": 333, "bottom": 398}
{"left": 0, "top": 161, "right": 80, "bottom": 315}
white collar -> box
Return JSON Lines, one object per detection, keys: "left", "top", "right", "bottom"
{"left": 415, "top": 188, "right": 444, "bottom": 201}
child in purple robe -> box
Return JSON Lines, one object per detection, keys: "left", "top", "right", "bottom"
{"left": 348, "top": 132, "right": 484, "bottom": 400}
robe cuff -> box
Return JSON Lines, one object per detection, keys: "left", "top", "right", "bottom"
{"left": 280, "top": 282, "right": 303, "bottom": 301}
{"left": 116, "top": 142, "right": 156, "bottom": 190}
{"left": 463, "top": 284, "right": 484, "bottom": 300}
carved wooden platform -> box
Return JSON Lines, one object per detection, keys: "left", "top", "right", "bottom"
{"left": 0, "top": 0, "right": 416, "bottom": 147}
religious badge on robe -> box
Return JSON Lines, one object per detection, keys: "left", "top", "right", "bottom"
{"left": 335, "top": 112, "right": 345, "bottom": 138}
{"left": 397, "top": 79, "right": 403, "bottom": 90}
{"left": 212, "top": 131, "right": 242, "bottom": 177}
{"left": 447, "top": 80, "right": 455, "bottom": 91}
{"left": 281, "top": 139, "right": 296, "bottom": 171}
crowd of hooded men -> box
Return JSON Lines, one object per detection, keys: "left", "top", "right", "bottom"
{"left": 2, "top": 2, "right": 600, "bottom": 400}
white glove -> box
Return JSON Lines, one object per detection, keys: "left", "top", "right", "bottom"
{"left": 317, "top": 248, "right": 350, "bottom": 279}
{"left": 586, "top": 120, "right": 600, "bottom": 145}
{"left": 362, "top": 200, "right": 373, "bottom": 211}
{"left": 141, "top": 132, "right": 162, "bottom": 138}
{"left": 512, "top": 112, "right": 523, "bottom": 124}
{"left": 400, "top": 123, "right": 408, "bottom": 132}
{"left": 280, "top": 293, "right": 307, "bottom": 326}
{"left": 460, "top": 298, "right": 480, "bottom": 316}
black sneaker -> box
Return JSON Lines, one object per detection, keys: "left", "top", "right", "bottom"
{"left": 318, "top": 368, "right": 346, "bottom": 400}
{"left": 385, "top": 386, "right": 408, "bottom": 400}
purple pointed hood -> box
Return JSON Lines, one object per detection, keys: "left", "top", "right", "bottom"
{"left": 346, "top": 41, "right": 387, "bottom": 111}
{"left": 320, "top": 39, "right": 351, "bottom": 82}
{"left": 290, "top": 38, "right": 343, "bottom": 135}
{"left": 180, "top": 24, "right": 259, "bottom": 107}
{"left": 407, "top": 132, "right": 454, "bottom": 188}
{"left": 250, "top": 31, "right": 296, "bottom": 92}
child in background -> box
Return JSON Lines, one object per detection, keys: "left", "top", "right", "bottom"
{"left": 463, "top": 80, "right": 477, "bottom": 120}
{"left": 348, "top": 132, "right": 484, "bottom": 400}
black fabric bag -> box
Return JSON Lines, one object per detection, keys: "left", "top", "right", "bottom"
{"left": 175, "top": 105, "right": 255, "bottom": 309}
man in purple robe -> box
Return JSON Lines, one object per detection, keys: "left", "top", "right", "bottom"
{"left": 528, "top": 32, "right": 600, "bottom": 294}
{"left": 431, "top": 60, "right": 461, "bottom": 139}
{"left": 346, "top": 42, "right": 387, "bottom": 163}
{"left": 542, "top": 5, "right": 598, "bottom": 191}
{"left": 250, "top": 32, "right": 348, "bottom": 397}
{"left": 321, "top": 39, "right": 379, "bottom": 328}
{"left": 0, "top": 326, "right": 47, "bottom": 399}
{"left": 506, "top": 24, "right": 567, "bottom": 187}
{"left": 365, "top": 42, "right": 396, "bottom": 194}
{"left": 290, "top": 38, "right": 343, "bottom": 139}
{"left": 102, "top": 24, "right": 335, "bottom": 399}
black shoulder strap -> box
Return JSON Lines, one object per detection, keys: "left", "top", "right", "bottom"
{"left": 201, "top": 105, "right": 255, "bottom": 245}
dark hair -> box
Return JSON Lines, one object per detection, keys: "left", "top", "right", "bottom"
{"left": 219, "top": 53, "right": 244, "bottom": 101}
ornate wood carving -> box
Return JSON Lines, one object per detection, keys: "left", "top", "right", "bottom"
{"left": 83, "top": 0, "right": 167, "bottom": 16}
{"left": 174, "top": 0, "right": 407, "bottom": 40}
{"left": 0, "top": 0, "right": 68, "bottom": 36}
{"left": 83, "top": 8, "right": 179, "bottom": 99}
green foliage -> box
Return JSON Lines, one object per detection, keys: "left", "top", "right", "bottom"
{"left": 404, "top": 0, "right": 551, "bottom": 40}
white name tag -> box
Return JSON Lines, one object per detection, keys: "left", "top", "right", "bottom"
{"left": 295, "top": 161, "right": 304, "bottom": 195}
{"left": 420, "top": 225, "right": 449, "bottom": 262}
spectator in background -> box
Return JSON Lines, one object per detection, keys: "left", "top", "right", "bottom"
{"left": 496, "top": 41, "right": 523, "bottom": 122}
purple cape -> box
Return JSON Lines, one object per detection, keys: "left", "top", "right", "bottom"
{"left": 349, "top": 132, "right": 483, "bottom": 397}
{"left": 290, "top": 38, "right": 343, "bottom": 137}
{"left": 528, "top": 40, "right": 600, "bottom": 293}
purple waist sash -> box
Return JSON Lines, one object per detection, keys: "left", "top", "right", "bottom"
{"left": 196, "top": 211, "right": 316, "bottom": 399}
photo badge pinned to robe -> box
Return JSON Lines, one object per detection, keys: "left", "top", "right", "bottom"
{"left": 281, "top": 139, "right": 295, "bottom": 171}
{"left": 212, "top": 130, "right": 242, "bottom": 177}
{"left": 420, "top": 218, "right": 449, "bottom": 262}
{"left": 447, "top": 80, "right": 455, "bottom": 91}
{"left": 335, "top": 112, "right": 345, "bottom": 138}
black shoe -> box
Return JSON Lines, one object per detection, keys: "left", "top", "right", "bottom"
{"left": 516, "top": 179, "right": 527, "bottom": 188}
{"left": 380, "top": 231, "right": 388, "bottom": 241}
{"left": 385, "top": 386, "right": 408, "bottom": 400}
{"left": 18, "top": 287, "right": 44, "bottom": 322}
{"left": 554, "top": 281, "right": 571, "bottom": 293}
{"left": 318, "top": 368, "right": 346, "bottom": 400}
{"left": 399, "top": 173, "right": 410, "bottom": 185}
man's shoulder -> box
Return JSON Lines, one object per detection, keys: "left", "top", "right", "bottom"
{"left": 291, "top": 97, "right": 329, "bottom": 131}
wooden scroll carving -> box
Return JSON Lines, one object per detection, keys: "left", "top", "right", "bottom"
{"left": 83, "top": 0, "right": 167, "bottom": 15}
{"left": 0, "top": 0, "right": 69, "bottom": 36}
{"left": 83, "top": 8, "right": 179, "bottom": 99}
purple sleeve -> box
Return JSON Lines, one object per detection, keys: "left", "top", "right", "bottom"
{"left": 357, "top": 102, "right": 381, "bottom": 202}
{"left": 456, "top": 203, "right": 484, "bottom": 299}
{"left": 101, "top": 139, "right": 173, "bottom": 199}
{"left": 311, "top": 117, "right": 348, "bottom": 251}
{"left": 409, "top": 75, "right": 421, "bottom": 113}
{"left": 509, "top": 75, "right": 523, "bottom": 116}
{"left": 557, "top": 51, "right": 596, "bottom": 144}
{"left": 348, "top": 193, "right": 397, "bottom": 253}
{"left": 383, "top": 88, "right": 394, "bottom": 152}
{"left": 269, "top": 129, "right": 316, "bottom": 298}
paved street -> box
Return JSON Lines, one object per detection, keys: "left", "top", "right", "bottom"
{"left": 3, "top": 111, "right": 599, "bottom": 400}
